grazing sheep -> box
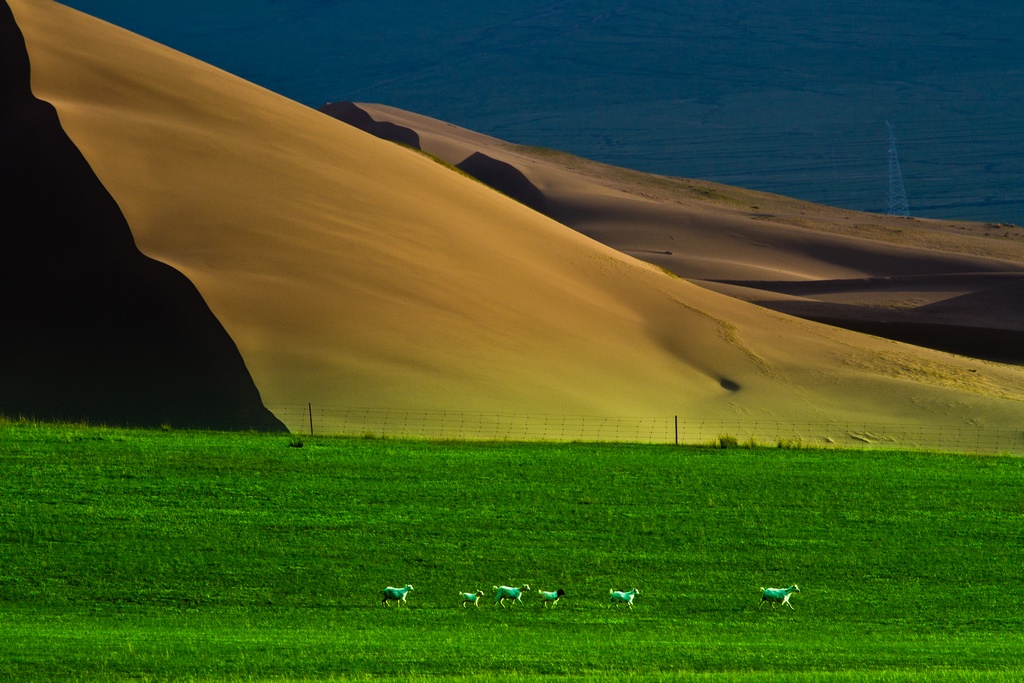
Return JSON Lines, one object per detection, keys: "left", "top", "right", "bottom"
{"left": 759, "top": 584, "right": 800, "bottom": 610}
{"left": 538, "top": 589, "right": 566, "bottom": 607}
{"left": 459, "top": 590, "right": 485, "bottom": 607}
{"left": 493, "top": 584, "right": 530, "bottom": 608}
{"left": 380, "top": 584, "right": 413, "bottom": 607}
{"left": 609, "top": 588, "right": 639, "bottom": 609}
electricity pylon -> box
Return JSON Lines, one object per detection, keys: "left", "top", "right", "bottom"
{"left": 886, "top": 121, "right": 910, "bottom": 216}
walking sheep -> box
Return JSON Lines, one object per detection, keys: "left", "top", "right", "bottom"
{"left": 493, "top": 584, "right": 530, "bottom": 608}
{"left": 538, "top": 588, "right": 566, "bottom": 607}
{"left": 459, "top": 590, "right": 485, "bottom": 607}
{"left": 380, "top": 584, "right": 414, "bottom": 607}
{"left": 609, "top": 588, "right": 639, "bottom": 609}
{"left": 759, "top": 584, "right": 800, "bottom": 610}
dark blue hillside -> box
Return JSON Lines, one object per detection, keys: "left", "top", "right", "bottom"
{"left": 61, "top": 0, "right": 1024, "bottom": 226}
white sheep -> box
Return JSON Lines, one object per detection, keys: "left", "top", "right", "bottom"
{"left": 459, "top": 590, "right": 485, "bottom": 607}
{"left": 609, "top": 587, "right": 639, "bottom": 609}
{"left": 538, "top": 589, "right": 565, "bottom": 607}
{"left": 759, "top": 584, "right": 800, "bottom": 610}
{"left": 493, "top": 584, "right": 530, "bottom": 608}
{"left": 380, "top": 584, "right": 413, "bottom": 607}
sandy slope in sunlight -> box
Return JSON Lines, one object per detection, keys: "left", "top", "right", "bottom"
{"left": 347, "top": 103, "right": 1024, "bottom": 364}
{"left": 11, "top": 0, "right": 1024, "bottom": 436}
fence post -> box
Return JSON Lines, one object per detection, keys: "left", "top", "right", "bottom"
{"left": 674, "top": 415, "right": 679, "bottom": 446}
{"left": 308, "top": 402, "right": 314, "bottom": 436}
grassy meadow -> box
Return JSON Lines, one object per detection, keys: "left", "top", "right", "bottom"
{"left": 0, "top": 420, "right": 1022, "bottom": 681}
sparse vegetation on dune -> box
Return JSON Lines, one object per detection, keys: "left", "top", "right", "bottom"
{"left": 1, "top": 422, "right": 1022, "bottom": 681}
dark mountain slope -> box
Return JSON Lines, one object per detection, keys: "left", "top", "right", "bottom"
{"left": 0, "top": 1, "right": 284, "bottom": 431}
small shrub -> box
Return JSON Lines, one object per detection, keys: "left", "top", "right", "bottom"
{"left": 717, "top": 434, "right": 739, "bottom": 449}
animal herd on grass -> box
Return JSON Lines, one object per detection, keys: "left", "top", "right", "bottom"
{"left": 380, "top": 583, "right": 800, "bottom": 611}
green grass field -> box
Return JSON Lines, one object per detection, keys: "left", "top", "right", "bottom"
{"left": 1, "top": 420, "right": 1022, "bottom": 681}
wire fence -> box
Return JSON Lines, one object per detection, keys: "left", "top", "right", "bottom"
{"left": 269, "top": 405, "right": 1024, "bottom": 455}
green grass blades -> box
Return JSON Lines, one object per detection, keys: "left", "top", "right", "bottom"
{"left": 1, "top": 421, "right": 1023, "bottom": 681}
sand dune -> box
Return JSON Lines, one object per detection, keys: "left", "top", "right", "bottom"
{"left": 9, "top": 0, "right": 1024, "bottom": 437}
{"left": 338, "top": 102, "right": 1024, "bottom": 364}
{"left": 0, "top": 1, "right": 283, "bottom": 431}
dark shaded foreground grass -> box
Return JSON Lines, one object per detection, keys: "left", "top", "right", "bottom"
{"left": 0, "top": 420, "right": 1022, "bottom": 681}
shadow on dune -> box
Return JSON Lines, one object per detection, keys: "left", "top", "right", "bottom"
{"left": 456, "top": 152, "right": 547, "bottom": 214}
{"left": 714, "top": 274, "right": 1024, "bottom": 364}
{"left": 914, "top": 278, "right": 1024, "bottom": 330}
{"left": 803, "top": 319, "right": 1024, "bottom": 364}
{"left": 319, "top": 101, "right": 421, "bottom": 149}
{"left": 0, "top": 1, "right": 285, "bottom": 431}
{"left": 319, "top": 103, "right": 547, "bottom": 213}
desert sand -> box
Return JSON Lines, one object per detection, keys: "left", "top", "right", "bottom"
{"left": 336, "top": 102, "right": 1024, "bottom": 365}
{"left": 1, "top": 0, "right": 283, "bottom": 431}
{"left": 8, "top": 0, "right": 1024, "bottom": 441}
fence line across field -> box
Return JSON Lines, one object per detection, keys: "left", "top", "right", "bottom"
{"left": 268, "top": 404, "right": 1024, "bottom": 455}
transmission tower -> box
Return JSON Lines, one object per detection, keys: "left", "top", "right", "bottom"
{"left": 886, "top": 121, "right": 910, "bottom": 216}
